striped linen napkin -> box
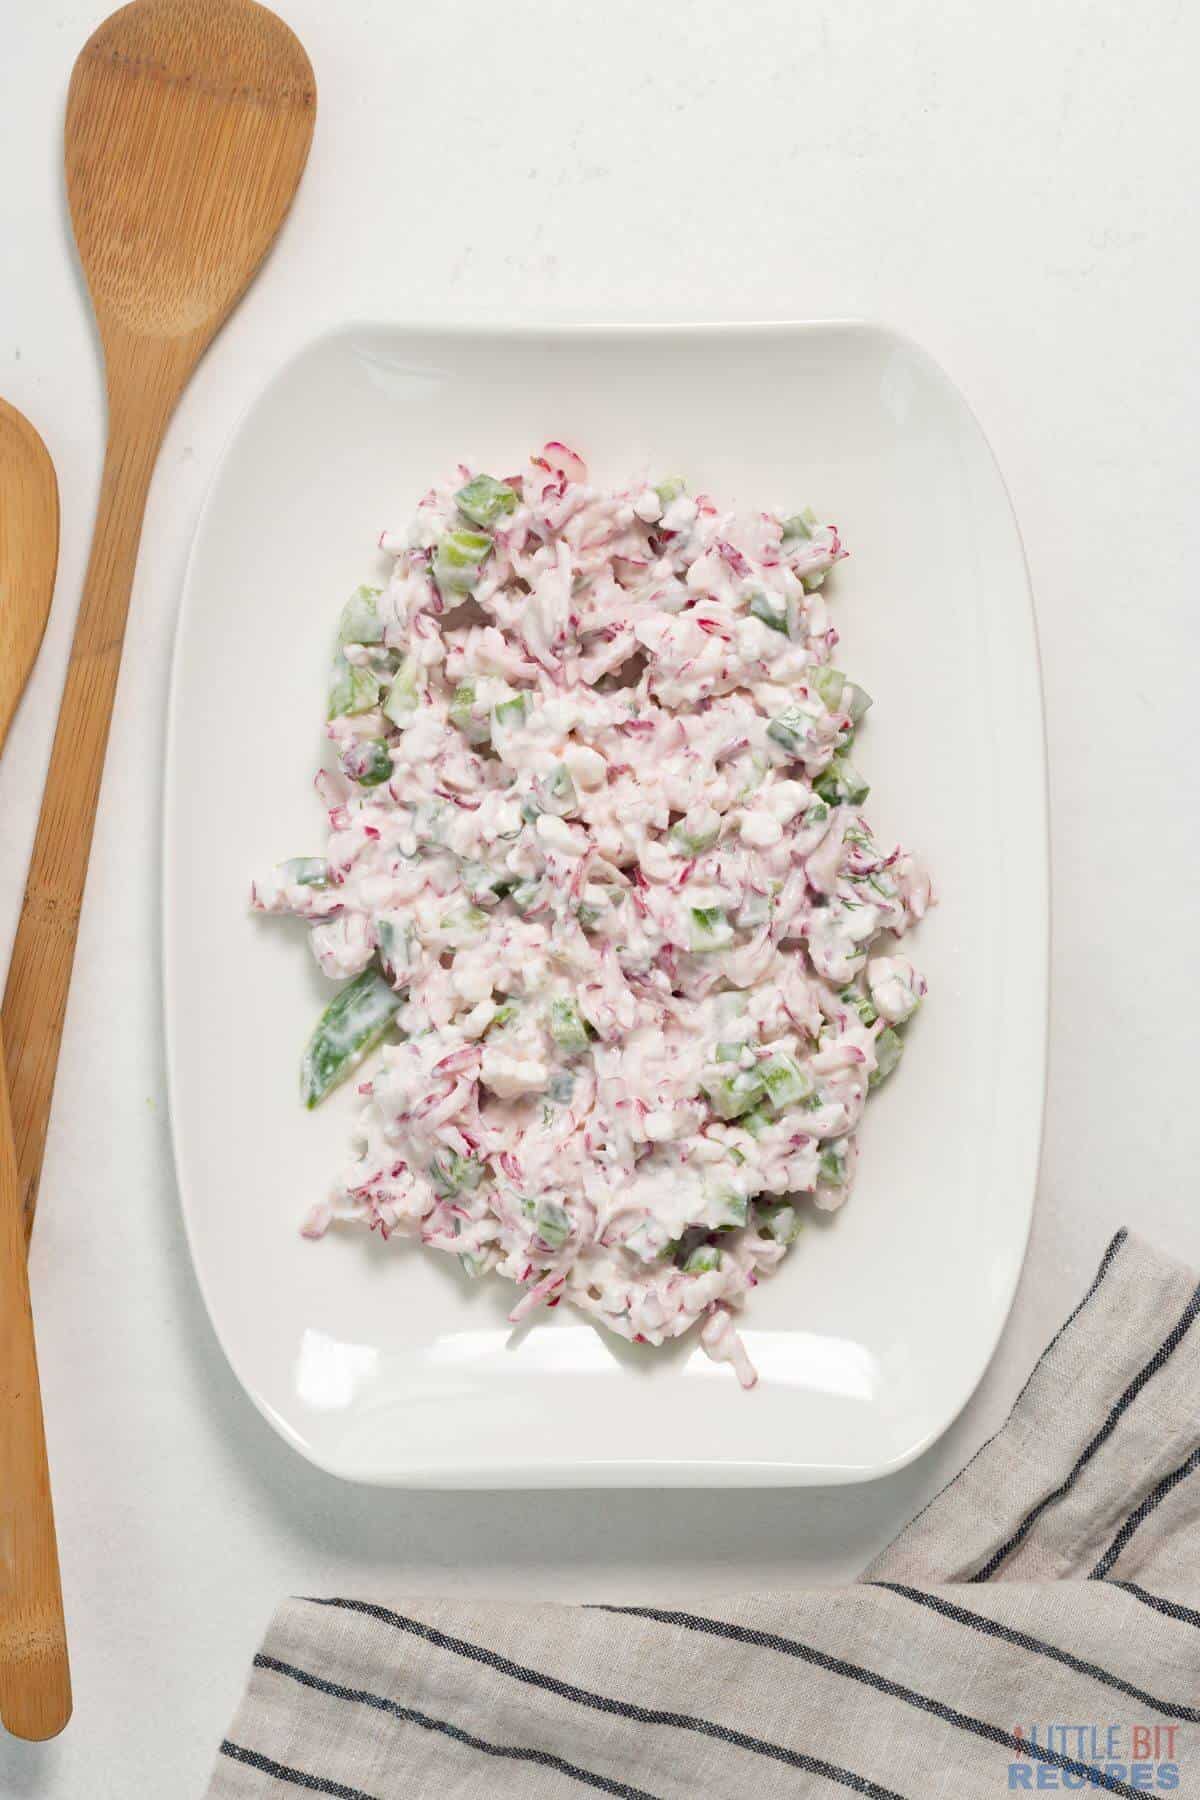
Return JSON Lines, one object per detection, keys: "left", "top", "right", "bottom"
{"left": 208, "top": 1230, "right": 1200, "bottom": 1799}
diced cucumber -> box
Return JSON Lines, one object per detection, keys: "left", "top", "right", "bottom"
{"left": 759, "top": 1053, "right": 815, "bottom": 1112}
{"left": 430, "top": 1151, "right": 484, "bottom": 1196}
{"left": 279, "top": 857, "right": 329, "bottom": 888}
{"left": 352, "top": 740, "right": 392, "bottom": 787}
{"left": 655, "top": 476, "right": 686, "bottom": 506}
{"left": 767, "top": 704, "right": 819, "bottom": 756}
{"left": 449, "top": 682, "right": 491, "bottom": 745}
{"left": 456, "top": 473, "right": 518, "bottom": 529}
{"left": 683, "top": 1243, "right": 722, "bottom": 1273}
{"left": 811, "top": 665, "right": 846, "bottom": 711}
{"left": 670, "top": 816, "right": 720, "bottom": 854}
{"left": 534, "top": 764, "right": 577, "bottom": 817}
{"left": 701, "top": 1068, "right": 764, "bottom": 1119}
{"left": 757, "top": 1200, "right": 802, "bottom": 1245}
{"left": 749, "top": 590, "right": 788, "bottom": 633}
{"left": 337, "top": 584, "right": 385, "bottom": 646}
{"left": 491, "top": 692, "right": 531, "bottom": 736}
{"left": 781, "top": 508, "right": 818, "bottom": 543}
{"left": 819, "top": 1141, "right": 848, "bottom": 1185}
{"left": 508, "top": 879, "right": 543, "bottom": 914}
{"left": 715, "top": 1041, "right": 745, "bottom": 1063}
{"left": 328, "top": 650, "right": 381, "bottom": 719}
{"left": 549, "top": 997, "right": 589, "bottom": 1055}
{"left": 301, "top": 967, "right": 402, "bottom": 1108}
{"left": 534, "top": 1198, "right": 570, "bottom": 1249}
{"left": 870, "top": 1027, "right": 904, "bottom": 1087}
{"left": 814, "top": 757, "right": 870, "bottom": 807}
{"left": 436, "top": 528, "right": 493, "bottom": 593}
{"left": 689, "top": 906, "right": 733, "bottom": 953}
{"left": 547, "top": 1071, "right": 575, "bottom": 1103}
{"left": 846, "top": 682, "right": 873, "bottom": 724}
{"left": 712, "top": 1190, "right": 749, "bottom": 1230}
{"left": 376, "top": 915, "right": 409, "bottom": 975}
{"left": 840, "top": 986, "right": 878, "bottom": 1027}
{"left": 383, "top": 654, "right": 420, "bottom": 726}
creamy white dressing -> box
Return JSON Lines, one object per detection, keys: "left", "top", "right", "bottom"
{"left": 254, "top": 447, "right": 931, "bottom": 1384}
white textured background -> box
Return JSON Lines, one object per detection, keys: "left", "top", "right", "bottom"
{"left": 2, "top": 1, "right": 1199, "bottom": 1793}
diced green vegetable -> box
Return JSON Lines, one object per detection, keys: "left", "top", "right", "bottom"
{"left": 767, "top": 704, "right": 819, "bottom": 756}
{"left": 811, "top": 665, "right": 846, "bottom": 711}
{"left": 671, "top": 816, "right": 720, "bottom": 854}
{"left": 383, "top": 654, "right": 420, "bottom": 726}
{"left": 436, "top": 528, "right": 493, "bottom": 593}
{"left": 448, "top": 682, "right": 491, "bottom": 744}
{"left": 846, "top": 682, "right": 873, "bottom": 725}
{"left": 655, "top": 476, "right": 686, "bottom": 507}
{"left": 683, "top": 1243, "right": 722, "bottom": 1273}
{"left": 430, "top": 1151, "right": 484, "bottom": 1196}
{"left": 508, "top": 879, "right": 543, "bottom": 913}
{"left": 337, "top": 584, "right": 385, "bottom": 646}
{"left": 547, "top": 1071, "right": 575, "bottom": 1103}
{"left": 461, "top": 861, "right": 511, "bottom": 903}
{"left": 486, "top": 1002, "right": 518, "bottom": 1031}
{"left": 738, "top": 1105, "right": 773, "bottom": 1137}
{"left": 781, "top": 508, "right": 818, "bottom": 543}
{"left": 492, "top": 692, "right": 531, "bottom": 735}
{"left": 456, "top": 473, "right": 518, "bottom": 529}
{"left": 376, "top": 915, "right": 409, "bottom": 975}
{"left": 871, "top": 1027, "right": 904, "bottom": 1087}
{"left": 814, "top": 757, "right": 870, "bottom": 807}
{"left": 534, "top": 1198, "right": 570, "bottom": 1249}
{"left": 689, "top": 906, "right": 733, "bottom": 953}
{"left": 758, "top": 1200, "right": 802, "bottom": 1245}
{"left": 715, "top": 1041, "right": 745, "bottom": 1063}
{"left": 712, "top": 1190, "right": 749, "bottom": 1230}
{"left": 575, "top": 901, "right": 604, "bottom": 929}
{"left": 439, "top": 903, "right": 489, "bottom": 941}
{"left": 819, "top": 1142, "right": 848, "bottom": 1185}
{"left": 352, "top": 740, "right": 392, "bottom": 787}
{"left": 279, "top": 857, "right": 329, "bottom": 888}
{"left": 760, "top": 1053, "right": 815, "bottom": 1112}
{"left": 803, "top": 800, "right": 830, "bottom": 828}
{"left": 300, "top": 967, "right": 402, "bottom": 1108}
{"left": 749, "top": 590, "right": 788, "bottom": 633}
{"left": 328, "top": 650, "right": 381, "bottom": 719}
{"left": 534, "top": 764, "right": 578, "bottom": 817}
{"left": 702, "top": 1068, "right": 764, "bottom": 1119}
{"left": 549, "top": 997, "right": 589, "bottom": 1054}
{"left": 840, "top": 987, "right": 878, "bottom": 1028}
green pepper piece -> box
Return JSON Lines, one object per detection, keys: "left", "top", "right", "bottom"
{"left": 301, "top": 967, "right": 402, "bottom": 1108}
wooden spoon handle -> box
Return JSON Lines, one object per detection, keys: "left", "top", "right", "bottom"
{"left": 0, "top": 1027, "right": 71, "bottom": 1739}
{"left": 2, "top": 355, "right": 181, "bottom": 1243}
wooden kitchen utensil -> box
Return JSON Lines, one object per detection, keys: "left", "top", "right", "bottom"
{"left": 0, "top": 398, "right": 70, "bottom": 1740}
{"left": 2, "top": 0, "right": 315, "bottom": 1244}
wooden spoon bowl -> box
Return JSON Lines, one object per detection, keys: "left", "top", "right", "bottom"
{"left": 67, "top": 0, "right": 316, "bottom": 358}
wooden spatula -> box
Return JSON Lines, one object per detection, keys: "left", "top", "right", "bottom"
{"left": 0, "top": 398, "right": 70, "bottom": 1741}
{"left": 2, "top": 0, "right": 316, "bottom": 1244}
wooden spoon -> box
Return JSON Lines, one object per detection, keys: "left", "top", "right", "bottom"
{"left": 0, "top": 399, "right": 70, "bottom": 1740}
{"left": 2, "top": 0, "right": 315, "bottom": 1243}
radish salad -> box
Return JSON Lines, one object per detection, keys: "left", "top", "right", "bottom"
{"left": 252, "top": 444, "right": 931, "bottom": 1387}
